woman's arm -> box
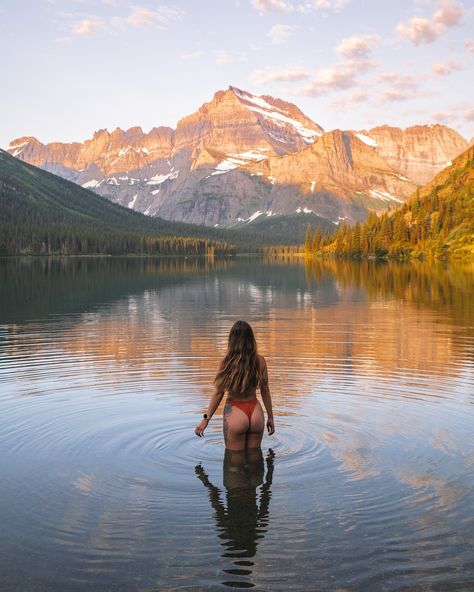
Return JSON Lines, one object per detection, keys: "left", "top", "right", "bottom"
{"left": 259, "top": 356, "right": 275, "bottom": 435}
{"left": 195, "top": 387, "right": 225, "bottom": 437}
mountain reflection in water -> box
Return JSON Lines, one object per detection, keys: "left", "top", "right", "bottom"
{"left": 0, "top": 256, "right": 473, "bottom": 591}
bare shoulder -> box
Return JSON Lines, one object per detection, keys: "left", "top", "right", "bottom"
{"left": 257, "top": 354, "right": 267, "bottom": 368}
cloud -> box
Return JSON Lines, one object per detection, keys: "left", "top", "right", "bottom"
{"left": 250, "top": 0, "right": 351, "bottom": 12}
{"left": 293, "top": 38, "right": 377, "bottom": 97}
{"left": 251, "top": 66, "right": 310, "bottom": 85}
{"left": 296, "top": 66, "right": 357, "bottom": 96}
{"left": 329, "top": 89, "right": 368, "bottom": 111}
{"left": 180, "top": 51, "right": 204, "bottom": 60}
{"left": 251, "top": 0, "right": 294, "bottom": 12}
{"left": 112, "top": 6, "right": 182, "bottom": 30}
{"left": 67, "top": 5, "right": 182, "bottom": 39}
{"left": 72, "top": 18, "right": 103, "bottom": 36}
{"left": 378, "top": 89, "right": 419, "bottom": 103}
{"left": 431, "top": 57, "right": 463, "bottom": 76}
{"left": 465, "top": 39, "right": 474, "bottom": 52}
{"left": 427, "top": 103, "right": 469, "bottom": 124}
{"left": 312, "top": 0, "right": 350, "bottom": 9}
{"left": 267, "top": 24, "right": 296, "bottom": 44}
{"left": 433, "top": 0, "right": 466, "bottom": 26}
{"left": 377, "top": 71, "right": 418, "bottom": 90}
{"left": 375, "top": 71, "right": 421, "bottom": 104}
{"left": 396, "top": 0, "right": 466, "bottom": 46}
{"left": 431, "top": 110, "right": 456, "bottom": 123}
{"left": 342, "top": 58, "right": 377, "bottom": 73}
{"left": 465, "top": 108, "right": 474, "bottom": 121}
{"left": 396, "top": 17, "right": 443, "bottom": 45}
{"left": 336, "top": 34, "right": 379, "bottom": 58}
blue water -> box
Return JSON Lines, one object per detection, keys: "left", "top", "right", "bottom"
{"left": 0, "top": 257, "right": 473, "bottom": 591}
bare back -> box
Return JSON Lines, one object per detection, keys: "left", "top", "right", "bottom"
{"left": 226, "top": 355, "right": 265, "bottom": 402}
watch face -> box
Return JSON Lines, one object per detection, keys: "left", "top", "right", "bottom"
{"left": 203, "top": 414, "right": 208, "bottom": 419}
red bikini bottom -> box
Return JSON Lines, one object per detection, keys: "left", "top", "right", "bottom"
{"left": 228, "top": 398, "right": 258, "bottom": 421}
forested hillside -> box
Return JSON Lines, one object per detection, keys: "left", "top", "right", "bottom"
{"left": 0, "top": 149, "right": 235, "bottom": 256}
{"left": 313, "top": 146, "right": 474, "bottom": 260}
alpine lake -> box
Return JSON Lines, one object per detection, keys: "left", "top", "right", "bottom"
{"left": 1, "top": 255, "right": 473, "bottom": 592}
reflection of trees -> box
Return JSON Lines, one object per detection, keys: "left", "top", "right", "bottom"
{"left": 4, "top": 257, "right": 472, "bottom": 409}
{"left": 307, "top": 259, "right": 474, "bottom": 330}
{"left": 195, "top": 448, "right": 274, "bottom": 588}
{"left": 0, "top": 256, "right": 234, "bottom": 324}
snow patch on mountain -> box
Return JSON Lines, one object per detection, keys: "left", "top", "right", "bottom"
{"left": 128, "top": 194, "right": 138, "bottom": 209}
{"left": 355, "top": 133, "right": 377, "bottom": 147}
{"left": 146, "top": 171, "right": 179, "bottom": 185}
{"left": 82, "top": 179, "right": 100, "bottom": 188}
{"left": 211, "top": 150, "right": 269, "bottom": 176}
{"left": 233, "top": 88, "right": 322, "bottom": 144}
{"left": 368, "top": 189, "right": 403, "bottom": 203}
{"left": 247, "top": 210, "right": 264, "bottom": 222}
{"left": 7, "top": 140, "right": 29, "bottom": 157}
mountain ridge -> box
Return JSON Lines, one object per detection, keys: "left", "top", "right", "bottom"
{"left": 6, "top": 86, "right": 468, "bottom": 228}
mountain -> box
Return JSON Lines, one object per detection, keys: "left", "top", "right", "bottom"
{"left": 354, "top": 124, "right": 468, "bottom": 184}
{"left": 322, "top": 145, "right": 474, "bottom": 259}
{"left": 0, "top": 148, "right": 332, "bottom": 254}
{"left": 6, "top": 87, "right": 468, "bottom": 227}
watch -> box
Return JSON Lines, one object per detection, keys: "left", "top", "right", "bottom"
{"left": 203, "top": 413, "right": 210, "bottom": 420}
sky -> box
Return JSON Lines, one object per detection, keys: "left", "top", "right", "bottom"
{"left": 1, "top": 0, "right": 473, "bottom": 148}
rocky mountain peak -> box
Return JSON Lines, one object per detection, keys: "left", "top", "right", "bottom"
{"left": 360, "top": 124, "right": 468, "bottom": 184}
{"left": 4, "top": 87, "right": 469, "bottom": 229}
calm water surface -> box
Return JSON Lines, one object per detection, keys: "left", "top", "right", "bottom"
{"left": 0, "top": 257, "right": 473, "bottom": 591}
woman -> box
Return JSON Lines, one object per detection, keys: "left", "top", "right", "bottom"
{"left": 195, "top": 320, "right": 275, "bottom": 450}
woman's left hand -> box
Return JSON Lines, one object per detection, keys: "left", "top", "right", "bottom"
{"left": 195, "top": 419, "right": 209, "bottom": 437}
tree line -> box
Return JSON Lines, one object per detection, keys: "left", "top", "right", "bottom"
{"left": 266, "top": 146, "right": 474, "bottom": 260}
{"left": 0, "top": 223, "right": 235, "bottom": 257}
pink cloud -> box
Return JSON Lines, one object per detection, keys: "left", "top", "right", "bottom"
{"left": 296, "top": 66, "right": 357, "bottom": 96}
{"left": 433, "top": 0, "right": 466, "bottom": 26}
{"left": 336, "top": 34, "right": 379, "bottom": 58}
{"left": 251, "top": 0, "right": 351, "bottom": 13}
{"left": 396, "top": 17, "right": 443, "bottom": 45}
{"left": 465, "top": 39, "right": 474, "bottom": 52}
{"left": 251, "top": 0, "right": 294, "bottom": 12}
{"left": 113, "top": 6, "right": 182, "bottom": 30}
{"left": 313, "top": 0, "right": 351, "bottom": 9}
{"left": 377, "top": 72, "right": 418, "bottom": 90}
{"left": 396, "top": 0, "right": 466, "bottom": 46}
{"left": 343, "top": 59, "right": 378, "bottom": 73}
{"left": 378, "top": 90, "right": 419, "bottom": 103}
{"left": 432, "top": 58, "right": 463, "bottom": 76}
{"left": 329, "top": 89, "right": 368, "bottom": 111}
{"left": 465, "top": 108, "right": 474, "bottom": 121}
{"left": 72, "top": 18, "right": 103, "bottom": 36}
{"left": 431, "top": 110, "right": 455, "bottom": 123}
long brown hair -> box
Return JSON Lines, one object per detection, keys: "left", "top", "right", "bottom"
{"left": 215, "top": 320, "right": 259, "bottom": 393}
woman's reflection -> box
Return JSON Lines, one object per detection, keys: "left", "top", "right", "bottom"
{"left": 195, "top": 447, "right": 275, "bottom": 588}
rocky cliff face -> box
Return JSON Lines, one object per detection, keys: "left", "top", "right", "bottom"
{"left": 358, "top": 125, "right": 468, "bottom": 185}
{"left": 161, "top": 130, "right": 416, "bottom": 226}
{"left": 5, "top": 87, "right": 467, "bottom": 226}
